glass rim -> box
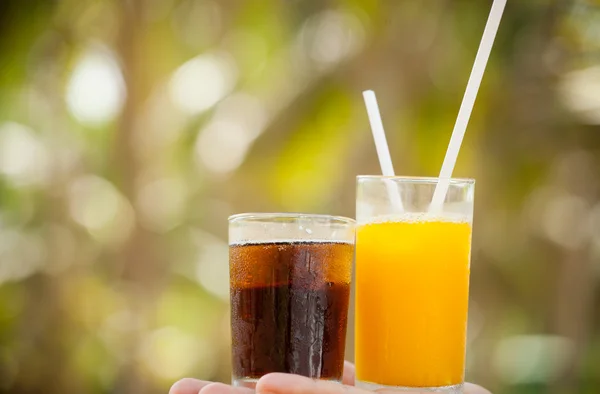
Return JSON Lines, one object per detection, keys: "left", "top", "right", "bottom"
{"left": 228, "top": 212, "right": 356, "bottom": 225}
{"left": 357, "top": 175, "right": 475, "bottom": 185}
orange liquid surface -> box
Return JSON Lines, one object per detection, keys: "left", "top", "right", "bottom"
{"left": 355, "top": 218, "right": 472, "bottom": 388}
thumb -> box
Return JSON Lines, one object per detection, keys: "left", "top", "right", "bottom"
{"left": 343, "top": 361, "right": 356, "bottom": 386}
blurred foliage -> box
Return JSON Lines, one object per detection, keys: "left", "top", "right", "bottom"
{"left": 0, "top": 0, "right": 599, "bottom": 393}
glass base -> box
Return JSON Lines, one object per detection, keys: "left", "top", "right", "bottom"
{"left": 356, "top": 381, "right": 463, "bottom": 393}
{"left": 232, "top": 378, "right": 259, "bottom": 389}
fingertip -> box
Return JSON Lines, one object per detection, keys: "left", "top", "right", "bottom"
{"left": 343, "top": 361, "right": 356, "bottom": 386}
{"left": 464, "top": 383, "right": 493, "bottom": 394}
{"left": 169, "top": 378, "right": 209, "bottom": 394}
{"left": 256, "top": 373, "right": 313, "bottom": 393}
{"left": 199, "top": 382, "right": 235, "bottom": 394}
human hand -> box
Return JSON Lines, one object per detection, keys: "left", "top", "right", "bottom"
{"left": 169, "top": 362, "right": 491, "bottom": 394}
{"left": 169, "top": 362, "right": 356, "bottom": 394}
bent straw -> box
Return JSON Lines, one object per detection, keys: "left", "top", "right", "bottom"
{"left": 429, "top": 0, "right": 507, "bottom": 213}
{"left": 362, "top": 90, "right": 404, "bottom": 212}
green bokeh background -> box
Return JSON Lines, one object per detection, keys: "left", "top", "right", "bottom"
{"left": 0, "top": 1, "right": 599, "bottom": 393}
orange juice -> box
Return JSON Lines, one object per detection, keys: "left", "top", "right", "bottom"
{"left": 355, "top": 215, "right": 472, "bottom": 388}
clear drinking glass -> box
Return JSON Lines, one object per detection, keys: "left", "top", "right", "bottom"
{"left": 228, "top": 213, "right": 355, "bottom": 388}
{"left": 355, "top": 177, "right": 475, "bottom": 393}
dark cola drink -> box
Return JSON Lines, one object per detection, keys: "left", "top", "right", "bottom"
{"left": 229, "top": 241, "right": 353, "bottom": 386}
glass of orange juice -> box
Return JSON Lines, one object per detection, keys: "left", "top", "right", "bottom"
{"left": 355, "top": 176, "right": 474, "bottom": 393}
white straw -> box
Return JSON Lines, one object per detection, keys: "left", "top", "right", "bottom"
{"left": 362, "top": 90, "right": 404, "bottom": 212}
{"left": 429, "top": 0, "right": 507, "bottom": 212}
